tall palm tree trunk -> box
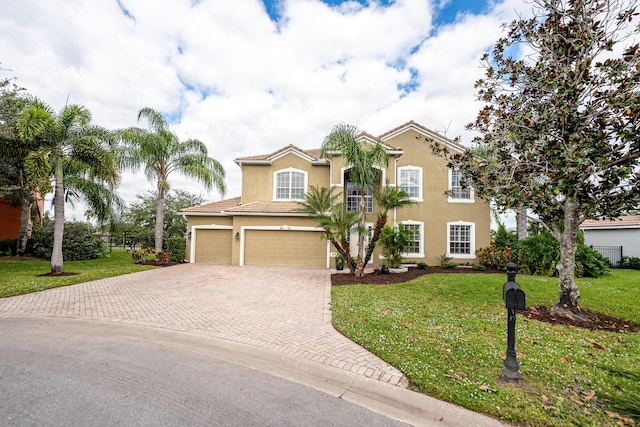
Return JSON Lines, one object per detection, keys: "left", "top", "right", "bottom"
{"left": 51, "top": 161, "right": 65, "bottom": 274}
{"left": 155, "top": 186, "right": 165, "bottom": 254}
{"left": 356, "top": 195, "right": 366, "bottom": 276}
{"left": 16, "top": 198, "right": 31, "bottom": 256}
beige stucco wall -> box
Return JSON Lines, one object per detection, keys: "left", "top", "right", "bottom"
{"left": 240, "top": 153, "right": 330, "bottom": 203}
{"left": 384, "top": 128, "right": 491, "bottom": 266}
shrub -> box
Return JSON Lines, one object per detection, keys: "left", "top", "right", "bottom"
{"left": 575, "top": 245, "right": 610, "bottom": 277}
{"left": 131, "top": 248, "right": 151, "bottom": 263}
{"left": 416, "top": 262, "right": 428, "bottom": 270}
{"left": 26, "top": 219, "right": 107, "bottom": 261}
{"left": 472, "top": 264, "right": 486, "bottom": 271}
{"left": 516, "top": 232, "right": 609, "bottom": 278}
{"left": 620, "top": 256, "right": 640, "bottom": 270}
{"left": 517, "top": 232, "right": 559, "bottom": 276}
{"left": 476, "top": 244, "right": 517, "bottom": 270}
{"left": 165, "top": 236, "right": 186, "bottom": 262}
{"left": 379, "top": 224, "right": 413, "bottom": 268}
{"left": 0, "top": 239, "right": 14, "bottom": 256}
{"left": 439, "top": 254, "right": 456, "bottom": 269}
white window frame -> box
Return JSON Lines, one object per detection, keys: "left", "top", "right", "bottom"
{"left": 273, "top": 168, "right": 307, "bottom": 201}
{"left": 400, "top": 221, "right": 424, "bottom": 258}
{"left": 398, "top": 166, "right": 423, "bottom": 202}
{"left": 448, "top": 169, "right": 474, "bottom": 203}
{"left": 446, "top": 221, "right": 476, "bottom": 259}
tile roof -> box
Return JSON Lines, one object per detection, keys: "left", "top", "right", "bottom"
{"left": 180, "top": 197, "right": 242, "bottom": 213}
{"left": 235, "top": 144, "right": 321, "bottom": 162}
{"left": 180, "top": 197, "right": 306, "bottom": 215}
{"left": 226, "top": 201, "right": 304, "bottom": 214}
{"left": 581, "top": 215, "right": 640, "bottom": 228}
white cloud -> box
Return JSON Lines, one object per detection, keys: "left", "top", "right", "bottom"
{"left": 0, "top": 0, "right": 526, "bottom": 218}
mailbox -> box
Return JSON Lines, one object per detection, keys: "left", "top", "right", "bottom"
{"left": 503, "top": 281, "right": 526, "bottom": 310}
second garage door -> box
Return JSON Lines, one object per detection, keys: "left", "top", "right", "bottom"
{"left": 244, "top": 229, "right": 327, "bottom": 267}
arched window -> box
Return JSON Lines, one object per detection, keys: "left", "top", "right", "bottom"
{"left": 273, "top": 169, "right": 307, "bottom": 201}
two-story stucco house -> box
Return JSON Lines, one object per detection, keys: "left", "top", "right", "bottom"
{"left": 181, "top": 121, "right": 490, "bottom": 268}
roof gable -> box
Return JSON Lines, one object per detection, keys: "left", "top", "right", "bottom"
{"left": 235, "top": 144, "right": 324, "bottom": 166}
{"left": 378, "top": 120, "right": 466, "bottom": 154}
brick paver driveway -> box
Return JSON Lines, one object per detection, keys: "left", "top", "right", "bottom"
{"left": 0, "top": 264, "right": 406, "bottom": 386}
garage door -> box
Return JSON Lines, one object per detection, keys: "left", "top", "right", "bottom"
{"left": 195, "top": 229, "right": 232, "bottom": 264}
{"left": 244, "top": 230, "right": 326, "bottom": 267}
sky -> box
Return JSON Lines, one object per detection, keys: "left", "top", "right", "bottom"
{"left": 0, "top": 0, "right": 531, "bottom": 222}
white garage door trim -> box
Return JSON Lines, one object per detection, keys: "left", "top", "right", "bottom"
{"left": 189, "top": 224, "right": 234, "bottom": 263}
{"left": 239, "top": 225, "right": 330, "bottom": 267}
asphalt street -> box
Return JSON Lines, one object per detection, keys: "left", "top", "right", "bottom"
{"left": 0, "top": 316, "right": 409, "bottom": 427}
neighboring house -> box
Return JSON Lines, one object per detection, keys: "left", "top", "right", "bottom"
{"left": 0, "top": 195, "right": 44, "bottom": 241}
{"left": 181, "top": 121, "right": 491, "bottom": 267}
{"left": 580, "top": 215, "right": 640, "bottom": 265}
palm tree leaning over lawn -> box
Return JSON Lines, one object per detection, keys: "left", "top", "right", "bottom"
{"left": 119, "top": 107, "right": 225, "bottom": 254}
{"left": 363, "top": 185, "right": 415, "bottom": 268}
{"left": 298, "top": 185, "right": 360, "bottom": 273}
{"left": 320, "top": 123, "right": 388, "bottom": 276}
{"left": 17, "top": 102, "right": 120, "bottom": 274}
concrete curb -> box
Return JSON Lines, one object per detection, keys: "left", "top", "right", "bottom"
{"left": 1, "top": 315, "right": 506, "bottom": 427}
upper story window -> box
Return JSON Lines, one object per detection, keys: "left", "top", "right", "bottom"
{"left": 274, "top": 169, "right": 306, "bottom": 201}
{"left": 346, "top": 181, "right": 373, "bottom": 213}
{"left": 449, "top": 169, "right": 473, "bottom": 203}
{"left": 399, "top": 166, "right": 422, "bottom": 201}
{"left": 447, "top": 221, "right": 475, "bottom": 259}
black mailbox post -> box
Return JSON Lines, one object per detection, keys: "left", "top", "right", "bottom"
{"left": 502, "top": 262, "right": 525, "bottom": 383}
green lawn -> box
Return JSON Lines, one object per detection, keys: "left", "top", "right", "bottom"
{"left": 0, "top": 250, "right": 157, "bottom": 298}
{"left": 332, "top": 269, "right": 640, "bottom": 427}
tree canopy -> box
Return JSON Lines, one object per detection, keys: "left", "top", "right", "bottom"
{"left": 450, "top": 0, "right": 640, "bottom": 310}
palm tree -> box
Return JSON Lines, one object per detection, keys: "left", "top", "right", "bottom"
{"left": 17, "top": 102, "right": 120, "bottom": 273}
{"left": 297, "top": 185, "right": 359, "bottom": 273}
{"left": 362, "top": 184, "right": 416, "bottom": 267}
{"left": 320, "top": 123, "right": 388, "bottom": 276}
{"left": 119, "top": 107, "right": 225, "bottom": 254}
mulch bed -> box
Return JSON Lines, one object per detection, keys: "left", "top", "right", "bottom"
{"left": 330, "top": 266, "right": 502, "bottom": 286}
{"left": 521, "top": 305, "right": 640, "bottom": 333}
{"left": 331, "top": 267, "right": 639, "bottom": 332}
{"left": 138, "top": 260, "right": 181, "bottom": 267}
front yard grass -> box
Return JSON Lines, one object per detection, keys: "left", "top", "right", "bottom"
{"left": 0, "top": 250, "right": 157, "bottom": 298}
{"left": 331, "top": 269, "right": 640, "bottom": 427}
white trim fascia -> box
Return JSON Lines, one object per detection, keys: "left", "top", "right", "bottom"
{"left": 234, "top": 159, "right": 272, "bottom": 166}
{"left": 227, "top": 212, "right": 312, "bottom": 217}
{"left": 189, "top": 224, "right": 234, "bottom": 263}
{"left": 239, "top": 225, "right": 329, "bottom": 267}
{"left": 179, "top": 211, "right": 229, "bottom": 217}
{"left": 580, "top": 225, "right": 640, "bottom": 230}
